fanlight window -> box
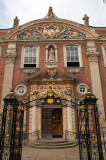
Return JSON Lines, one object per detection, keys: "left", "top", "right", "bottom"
{"left": 66, "top": 46, "right": 79, "bottom": 67}
{"left": 24, "top": 47, "right": 37, "bottom": 67}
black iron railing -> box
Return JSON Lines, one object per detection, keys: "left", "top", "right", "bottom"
{"left": 22, "top": 130, "right": 39, "bottom": 145}
{"left": 101, "top": 126, "right": 106, "bottom": 159}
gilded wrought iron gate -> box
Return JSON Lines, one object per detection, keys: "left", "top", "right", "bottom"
{"left": 77, "top": 91, "right": 105, "bottom": 160}
{"left": 0, "top": 91, "right": 24, "bottom": 160}
{"left": 0, "top": 90, "right": 105, "bottom": 160}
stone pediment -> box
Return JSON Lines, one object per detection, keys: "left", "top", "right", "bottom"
{"left": 3, "top": 18, "right": 99, "bottom": 41}
{"left": 27, "top": 69, "right": 75, "bottom": 84}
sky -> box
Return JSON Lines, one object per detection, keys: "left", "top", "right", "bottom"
{"left": 0, "top": 0, "right": 106, "bottom": 29}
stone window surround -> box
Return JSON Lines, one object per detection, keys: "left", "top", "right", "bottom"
{"left": 45, "top": 44, "right": 58, "bottom": 62}
{"left": 77, "top": 83, "right": 89, "bottom": 94}
{"left": 15, "top": 84, "right": 27, "bottom": 96}
{"left": 63, "top": 44, "right": 83, "bottom": 68}
{"left": 102, "top": 45, "right": 106, "bottom": 67}
{"left": 20, "top": 45, "right": 40, "bottom": 68}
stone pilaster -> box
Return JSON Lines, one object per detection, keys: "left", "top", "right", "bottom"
{"left": 32, "top": 106, "right": 37, "bottom": 132}
{"left": 87, "top": 41, "right": 104, "bottom": 114}
{"left": 67, "top": 107, "right": 73, "bottom": 132}
{"left": 63, "top": 107, "right": 67, "bottom": 139}
{"left": 1, "top": 43, "right": 16, "bottom": 112}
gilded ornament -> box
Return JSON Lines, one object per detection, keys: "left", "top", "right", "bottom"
{"left": 18, "top": 106, "right": 21, "bottom": 110}
{"left": 16, "top": 127, "right": 20, "bottom": 131}
{"left": 6, "top": 133, "right": 9, "bottom": 137}
{"left": 47, "top": 99, "right": 53, "bottom": 104}
{"left": 57, "top": 100, "right": 60, "bottom": 103}
{"left": 41, "top": 100, "right": 45, "bottom": 103}
{"left": 66, "top": 101, "right": 71, "bottom": 106}
{"left": 8, "top": 105, "right": 12, "bottom": 110}
{"left": 91, "top": 133, "right": 95, "bottom": 139}
{"left": 89, "top": 105, "right": 92, "bottom": 109}
{"left": 81, "top": 126, "right": 85, "bottom": 131}
{"left": 54, "top": 94, "right": 58, "bottom": 98}
{"left": 48, "top": 93, "right": 53, "bottom": 97}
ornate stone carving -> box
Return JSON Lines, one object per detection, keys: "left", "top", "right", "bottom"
{"left": 87, "top": 47, "right": 99, "bottom": 62}
{"left": 48, "top": 68, "right": 56, "bottom": 77}
{"left": 30, "top": 82, "right": 72, "bottom": 105}
{"left": 87, "top": 51, "right": 99, "bottom": 61}
{"left": 13, "top": 16, "right": 19, "bottom": 28}
{"left": 83, "top": 14, "right": 89, "bottom": 26}
{"left": 17, "top": 24, "right": 86, "bottom": 40}
{"left": 5, "top": 48, "right": 16, "bottom": 62}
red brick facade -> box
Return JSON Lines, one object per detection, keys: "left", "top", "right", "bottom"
{"left": 0, "top": 10, "right": 106, "bottom": 121}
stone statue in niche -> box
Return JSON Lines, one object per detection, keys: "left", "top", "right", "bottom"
{"left": 48, "top": 48, "right": 55, "bottom": 62}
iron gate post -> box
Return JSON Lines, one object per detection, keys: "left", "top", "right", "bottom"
{"left": 0, "top": 102, "right": 8, "bottom": 159}
{"left": 84, "top": 102, "right": 92, "bottom": 160}
{"left": 0, "top": 91, "right": 24, "bottom": 160}
{"left": 94, "top": 104, "right": 104, "bottom": 160}
{"left": 84, "top": 91, "right": 104, "bottom": 160}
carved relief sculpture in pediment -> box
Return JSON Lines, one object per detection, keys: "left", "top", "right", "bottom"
{"left": 17, "top": 24, "right": 86, "bottom": 40}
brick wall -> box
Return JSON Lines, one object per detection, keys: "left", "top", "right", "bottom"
{"left": 12, "top": 41, "right": 92, "bottom": 96}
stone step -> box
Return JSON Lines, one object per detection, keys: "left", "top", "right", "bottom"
{"left": 30, "top": 141, "right": 73, "bottom": 146}
{"left": 28, "top": 138, "right": 78, "bottom": 149}
{"left": 37, "top": 138, "right": 68, "bottom": 144}
{"left": 28, "top": 143, "right": 77, "bottom": 149}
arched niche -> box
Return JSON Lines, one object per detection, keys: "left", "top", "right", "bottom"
{"left": 45, "top": 44, "right": 58, "bottom": 68}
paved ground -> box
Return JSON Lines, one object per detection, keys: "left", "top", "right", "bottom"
{"left": 22, "top": 146, "right": 79, "bottom": 160}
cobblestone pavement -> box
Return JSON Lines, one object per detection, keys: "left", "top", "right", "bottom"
{"left": 22, "top": 146, "right": 79, "bottom": 160}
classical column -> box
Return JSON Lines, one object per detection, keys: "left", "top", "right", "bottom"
{"left": 87, "top": 41, "right": 104, "bottom": 114}
{"left": 1, "top": 43, "right": 16, "bottom": 112}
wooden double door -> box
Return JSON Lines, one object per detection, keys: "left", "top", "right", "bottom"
{"left": 42, "top": 108, "right": 63, "bottom": 138}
